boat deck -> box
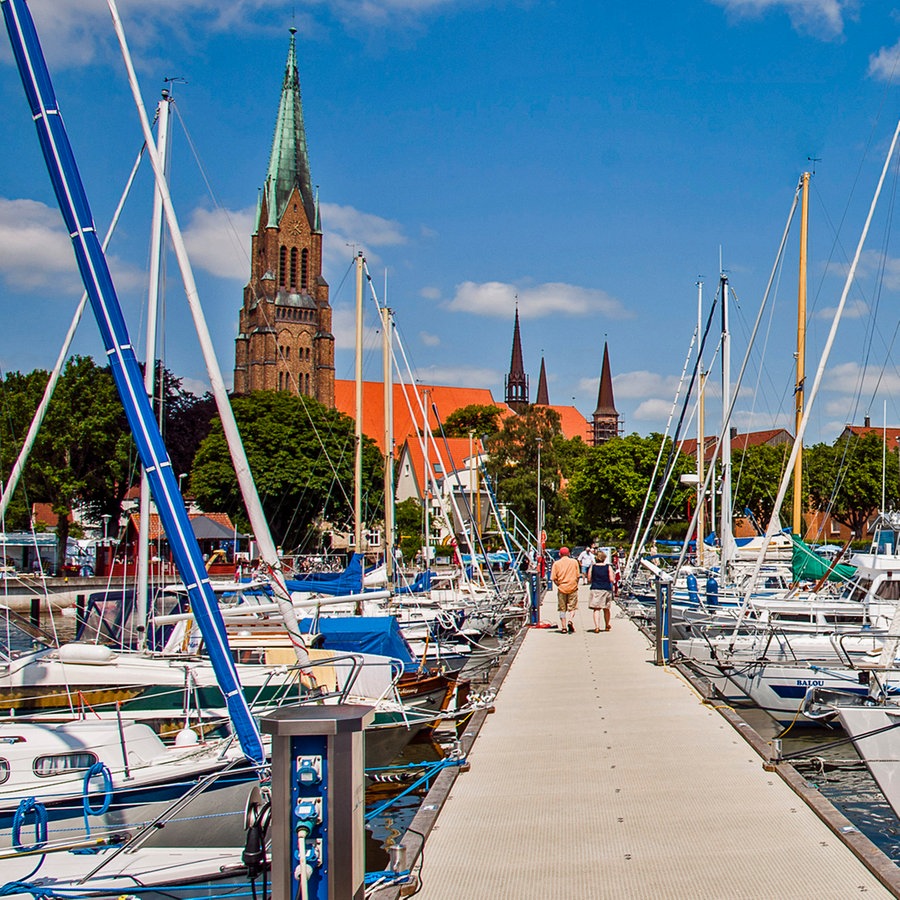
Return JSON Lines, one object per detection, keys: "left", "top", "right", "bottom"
{"left": 403, "top": 586, "right": 900, "bottom": 898}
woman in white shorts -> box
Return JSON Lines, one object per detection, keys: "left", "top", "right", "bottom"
{"left": 588, "top": 550, "right": 615, "bottom": 632}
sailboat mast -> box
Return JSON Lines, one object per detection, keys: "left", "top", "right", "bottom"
{"left": 792, "top": 171, "right": 810, "bottom": 536}
{"left": 354, "top": 252, "right": 364, "bottom": 556}
{"left": 696, "top": 280, "right": 705, "bottom": 568}
{"left": 719, "top": 272, "right": 733, "bottom": 569}
{"left": 382, "top": 305, "right": 394, "bottom": 580}
{"left": 136, "top": 90, "right": 172, "bottom": 645}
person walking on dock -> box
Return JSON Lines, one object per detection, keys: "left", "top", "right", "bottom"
{"left": 551, "top": 547, "right": 581, "bottom": 633}
{"left": 577, "top": 546, "right": 595, "bottom": 584}
{"left": 588, "top": 549, "right": 615, "bottom": 632}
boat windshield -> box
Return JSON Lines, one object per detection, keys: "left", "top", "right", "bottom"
{"left": 0, "top": 606, "right": 53, "bottom": 661}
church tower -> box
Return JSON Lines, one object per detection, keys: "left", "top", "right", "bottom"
{"left": 534, "top": 356, "right": 549, "bottom": 406}
{"left": 234, "top": 28, "right": 335, "bottom": 407}
{"left": 592, "top": 341, "right": 619, "bottom": 445}
{"left": 504, "top": 308, "right": 529, "bottom": 412}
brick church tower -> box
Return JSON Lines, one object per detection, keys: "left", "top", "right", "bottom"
{"left": 592, "top": 341, "right": 620, "bottom": 445}
{"left": 504, "top": 307, "right": 529, "bottom": 412}
{"left": 233, "top": 28, "right": 335, "bottom": 407}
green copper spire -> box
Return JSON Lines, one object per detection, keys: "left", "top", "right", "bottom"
{"left": 264, "top": 27, "right": 317, "bottom": 231}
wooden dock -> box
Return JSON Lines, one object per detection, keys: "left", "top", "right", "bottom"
{"left": 383, "top": 586, "right": 900, "bottom": 899}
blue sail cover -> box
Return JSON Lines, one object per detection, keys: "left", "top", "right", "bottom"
{"left": 299, "top": 616, "right": 418, "bottom": 671}
{"left": 284, "top": 553, "right": 363, "bottom": 595}
{"left": 1, "top": 0, "right": 264, "bottom": 764}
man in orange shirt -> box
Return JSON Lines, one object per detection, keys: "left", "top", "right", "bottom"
{"left": 551, "top": 547, "right": 581, "bottom": 633}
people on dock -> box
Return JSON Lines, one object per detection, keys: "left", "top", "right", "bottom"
{"left": 588, "top": 550, "right": 615, "bottom": 632}
{"left": 551, "top": 546, "right": 581, "bottom": 633}
{"left": 577, "top": 546, "right": 595, "bottom": 583}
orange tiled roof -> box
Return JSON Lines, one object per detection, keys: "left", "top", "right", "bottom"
{"left": 127, "top": 511, "right": 236, "bottom": 541}
{"left": 842, "top": 425, "right": 900, "bottom": 446}
{"left": 681, "top": 428, "right": 793, "bottom": 462}
{"left": 334, "top": 380, "right": 588, "bottom": 450}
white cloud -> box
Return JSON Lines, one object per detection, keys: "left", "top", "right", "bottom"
{"left": 814, "top": 298, "right": 868, "bottom": 320}
{"left": 869, "top": 41, "right": 900, "bottom": 82}
{"left": 0, "top": 196, "right": 141, "bottom": 295}
{"left": 320, "top": 202, "right": 407, "bottom": 278}
{"left": 710, "top": 0, "right": 857, "bottom": 38}
{"left": 632, "top": 397, "right": 678, "bottom": 422}
{"left": 608, "top": 370, "right": 687, "bottom": 401}
{"left": 446, "top": 280, "right": 631, "bottom": 320}
{"left": 182, "top": 206, "right": 254, "bottom": 282}
{"left": 412, "top": 364, "right": 501, "bottom": 388}
{"left": 419, "top": 286, "right": 441, "bottom": 300}
{"left": 420, "top": 331, "right": 440, "bottom": 346}
{"left": 5, "top": 1, "right": 475, "bottom": 72}
{"left": 331, "top": 304, "right": 382, "bottom": 351}
{"left": 822, "top": 360, "right": 900, "bottom": 396}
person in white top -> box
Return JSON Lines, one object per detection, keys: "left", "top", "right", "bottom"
{"left": 577, "top": 547, "right": 595, "bottom": 584}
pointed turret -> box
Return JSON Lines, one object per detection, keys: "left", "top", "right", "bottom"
{"left": 234, "top": 29, "right": 334, "bottom": 407}
{"left": 262, "top": 27, "right": 318, "bottom": 232}
{"left": 504, "top": 307, "right": 529, "bottom": 412}
{"left": 592, "top": 341, "right": 619, "bottom": 445}
{"left": 535, "top": 357, "right": 549, "bottom": 406}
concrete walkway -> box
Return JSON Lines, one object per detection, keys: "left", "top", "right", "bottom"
{"left": 411, "top": 586, "right": 897, "bottom": 899}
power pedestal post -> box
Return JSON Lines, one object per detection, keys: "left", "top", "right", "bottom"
{"left": 261, "top": 703, "right": 376, "bottom": 900}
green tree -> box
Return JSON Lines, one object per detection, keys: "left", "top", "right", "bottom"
{"left": 485, "top": 405, "right": 576, "bottom": 542}
{"left": 806, "top": 432, "right": 898, "bottom": 537}
{"left": 394, "top": 497, "right": 423, "bottom": 561}
{"left": 157, "top": 369, "right": 217, "bottom": 482}
{"left": 442, "top": 404, "right": 504, "bottom": 438}
{"left": 732, "top": 442, "right": 794, "bottom": 530}
{"left": 27, "top": 357, "right": 135, "bottom": 566}
{"left": 190, "top": 391, "right": 383, "bottom": 550}
{"left": 568, "top": 433, "right": 693, "bottom": 537}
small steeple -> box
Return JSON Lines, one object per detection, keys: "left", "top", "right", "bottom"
{"left": 535, "top": 356, "right": 549, "bottom": 406}
{"left": 504, "top": 305, "right": 529, "bottom": 412}
{"left": 592, "top": 341, "right": 619, "bottom": 445}
{"left": 262, "top": 27, "right": 317, "bottom": 232}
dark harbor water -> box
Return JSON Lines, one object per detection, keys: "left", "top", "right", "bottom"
{"left": 737, "top": 706, "right": 900, "bottom": 862}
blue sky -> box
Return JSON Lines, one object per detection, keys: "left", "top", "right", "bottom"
{"left": 2, "top": 0, "right": 900, "bottom": 446}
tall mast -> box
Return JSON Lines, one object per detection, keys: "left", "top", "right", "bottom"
{"left": 382, "top": 305, "right": 394, "bottom": 580}
{"left": 136, "top": 90, "right": 172, "bottom": 646}
{"left": 792, "top": 172, "right": 810, "bottom": 536}
{"left": 719, "top": 271, "right": 734, "bottom": 570}
{"left": 423, "top": 389, "right": 430, "bottom": 573}
{"left": 354, "top": 252, "right": 364, "bottom": 556}
{"left": 696, "top": 280, "right": 705, "bottom": 568}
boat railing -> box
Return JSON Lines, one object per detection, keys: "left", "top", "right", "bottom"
{"left": 79, "top": 755, "right": 264, "bottom": 882}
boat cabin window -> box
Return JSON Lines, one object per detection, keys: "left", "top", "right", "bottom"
{"left": 875, "top": 578, "right": 900, "bottom": 601}
{"left": 0, "top": 608, "right": 53, "bottom": 661}
{"left": 33, "top": 752, "right": 98, "bottom": 777}
{"left": 0, "top": 759, "right": 9, "bottom": 784}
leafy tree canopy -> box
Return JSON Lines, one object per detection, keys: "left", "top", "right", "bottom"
{"left": 805, "top": 432, "right": 898, "bottom": 538}
{"left": 732, "top": 442, "right": 794, "bottom": 530}
{"left": 442, "top": 404, "right": 504, "bottom": 438}
{"left": 190, "top": 390, "right": 383, "bottom": 551}
{"left": 568, "top": 432, "right": 693, "bottom": 538}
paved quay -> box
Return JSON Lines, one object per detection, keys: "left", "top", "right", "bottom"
{"left": 403, "top": 586, "right": 899, "bottom": 899}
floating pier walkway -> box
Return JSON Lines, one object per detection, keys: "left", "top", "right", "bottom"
{"left": 381, "top": 586, "right": 900, "bottom": 899}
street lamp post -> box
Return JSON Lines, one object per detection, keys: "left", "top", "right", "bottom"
{"left": 101, "top": 514, "right": 111, "bottom": 544}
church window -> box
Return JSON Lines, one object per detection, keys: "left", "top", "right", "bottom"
{"left": 305, "top": 373, "right": 310, "bottom": 393}
{"left": 290, "top": 248, "right": 298, "bottom": 289}
{"left": 300, "top": 248, "right": 309, "bottom": 290}
{"left": 279, "top": 246, "right": 287, "bottom": 287}
{"left": 278, "top": 371, "right": 283, "bottom": 390}
{"left": 286, "top": 346, "right": 290, "bottom": 359}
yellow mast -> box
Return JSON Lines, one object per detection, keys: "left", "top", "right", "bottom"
{"left": 792, "top": 173, "right": 810, "bottom": 536}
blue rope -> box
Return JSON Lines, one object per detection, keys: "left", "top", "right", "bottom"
{"left": 11, "top": 798, "right": 48, "bottom": 854}
{"left": 80, "top": 762, "right": 113, "bottom": 845}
